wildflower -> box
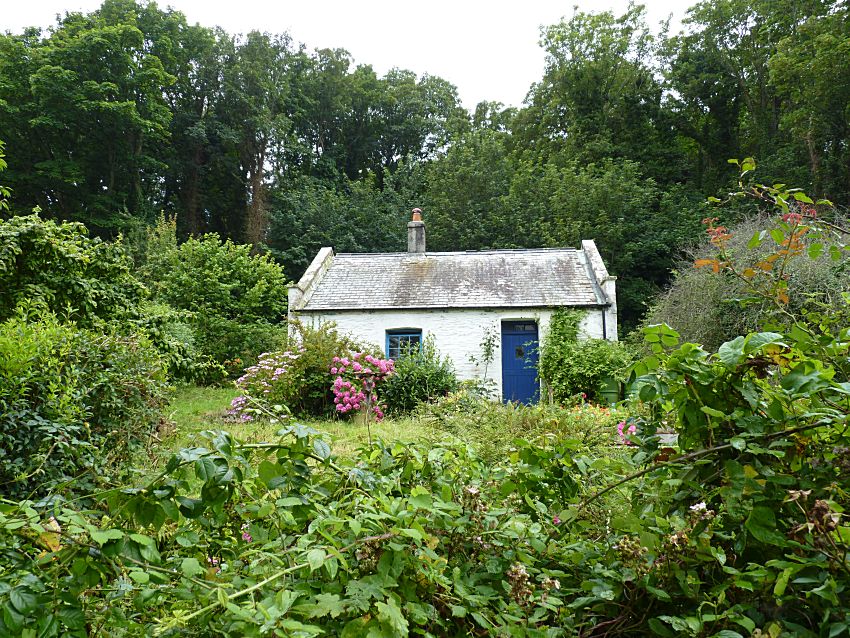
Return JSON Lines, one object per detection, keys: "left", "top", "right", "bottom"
{"left": 552, "top": 515, "right": 561, "bottom": 525}
{"left": 617, "top": 420, "right": 637, "bottom": 444}
{"left": 689, "top": 502, "right": 707, "bottom": 512}
{"left": 241, "top": 523, "right": 253, "bottom": 543}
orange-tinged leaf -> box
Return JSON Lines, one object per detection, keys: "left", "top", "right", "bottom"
{"left": 777, "top": 291, "right": 790, "bottom": 305}
{"left": 694, "top": 258, "right": 717, "bottom": 269}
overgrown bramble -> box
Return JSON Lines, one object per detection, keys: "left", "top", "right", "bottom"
{"left": 506, "top": 562, "right": 533, "bottom": 607}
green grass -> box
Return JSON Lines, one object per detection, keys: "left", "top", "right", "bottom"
{"left": 151, "top": 385, "right": 435, "bottom": 467}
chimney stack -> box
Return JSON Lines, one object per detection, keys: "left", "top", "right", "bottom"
{"left": 407, "top": 208, "right": 426, "bottom": 253}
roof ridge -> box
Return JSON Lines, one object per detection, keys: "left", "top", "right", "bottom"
{"left": 335, "top": 248, "right": 580, "bottom": 257}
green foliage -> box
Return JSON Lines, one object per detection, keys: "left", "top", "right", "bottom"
{"left": 0, "top": 421, "right": 631, "bottom": 636}
{"left": 0, "top": 308, "right": 169, "bottom": 498}
{"left": 155, "top": 233, "right": 288, "bottom": 322}
{"left": 0, "top": 214, "right": 144, "bottom": 326}
{"left": 423, "top": 387, "right": 626, "bottom": 461}
{"left": 381, "top": 336, "right": 459, "bottom": 414}
{"left": 131, "top": 302, "right": 224, "bottom": 384}
{"left": 1, "top": 304, "right": 848, "bottom": 635}
{"left": 618, "top": 321, "right": 850, "bottom": 636}
{"left": 539, "top": 310, "right": 635, "bottom": 403}
{"left": 142, "top": 229, "right": 289, "bottom": 375}
{"left": 0, "top": 139, "right": 10, "bottom": 210}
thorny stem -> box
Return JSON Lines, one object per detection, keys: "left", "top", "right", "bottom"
{"left": 581, "top": 421, "right": 839, "bottom": 508}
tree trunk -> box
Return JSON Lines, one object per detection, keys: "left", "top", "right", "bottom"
{"left": 182, "top": 146, "right": 205, "bottom": 236}
{"left": 243, "top": 143, "right": 268, "bottom": 249}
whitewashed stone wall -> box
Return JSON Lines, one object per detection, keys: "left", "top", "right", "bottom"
{"left": 295, "top": 307, "right": 609, "bottom": 399}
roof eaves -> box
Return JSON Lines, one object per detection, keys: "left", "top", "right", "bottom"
{"left": 295, "top": 301, "right": 606, "bottom": 312}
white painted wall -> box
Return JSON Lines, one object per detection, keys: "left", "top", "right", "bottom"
{"left": 294, "top": 306, "right": 609, "bottom": 399}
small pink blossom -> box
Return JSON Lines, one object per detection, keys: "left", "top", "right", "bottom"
{"left": 617, "top": 420, "right": 637, "bottom": 445}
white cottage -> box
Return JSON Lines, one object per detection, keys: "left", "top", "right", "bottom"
{"left": 288, "top": 210, "right": 617, "bottom": 403}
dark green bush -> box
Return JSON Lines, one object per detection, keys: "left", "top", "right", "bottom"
{"left": 195, "top": 314, "right": 286, "bottom": 380}
{"left": 0, "top": 308, "right": 169, "bottom": 497}
{"left": 138, "top": 218, "right": 289, "bottom": 376}
{"left": 381, "top": 337, "right": 458, "bottom": 413}
{"left": 0, "top": 214, "right": 144, "bottom": 326}
{"left": 156, "top": 233, "right": 288, "bottom": 322}
{"left": 132, "top": 302, "right": 224, "bottom": 383}
{"left": 538, "top": 310, "right": 635, "bottom": 403}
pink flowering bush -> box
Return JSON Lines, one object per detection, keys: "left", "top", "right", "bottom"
{"left": 330, "top": 352, "right": 395, "bottom": 421}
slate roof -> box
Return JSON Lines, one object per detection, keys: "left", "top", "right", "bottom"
{"left": 295, "top": 248, "right": 609, "bottom": 311}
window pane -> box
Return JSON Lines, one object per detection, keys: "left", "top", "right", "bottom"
{"left": 386, "top": 331, "right": 422, "bottom": 359}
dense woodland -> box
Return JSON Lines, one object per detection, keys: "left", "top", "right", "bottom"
{"left": 2, "top": 0, "right": 849, "bottom": 328}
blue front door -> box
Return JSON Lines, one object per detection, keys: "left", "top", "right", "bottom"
{"left": 501, "top": 321, "right": 539, "bottom": 404}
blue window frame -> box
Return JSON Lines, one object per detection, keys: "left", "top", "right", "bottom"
{"left": 386, "top": 329, "right": 422, "bottom": 360}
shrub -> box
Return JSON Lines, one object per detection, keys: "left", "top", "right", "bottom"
{"left": 0, "top": 214, "right": 144, "bottom": 326}
{"left": 152, "top": 231, "right": 288, "bottom": 322}
{"left": 381, "top": 336, "right": 459, "bottom": 413}
{"left": 234, "top": 322, "right": 373, "bottom": 418}
{"left": 646, "top": 213, "right": 850, "bottom": 351}
{"left": 132, "top": 302, "right": 224, "bottom": 383}
{"left": 0, "top": 308, "right": 169, "bottom": 497}
{"left": 195, "top": 314, "right": 287, "bottom": 380}
{"left": 538, "top": 310, "right": 635, "bottom": 403}
{"left": 138, "top": 219, "right": 290, "bottom": 375}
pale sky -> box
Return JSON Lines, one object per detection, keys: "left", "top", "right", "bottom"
{"left": 3, "top": 1, "right": 688, "bottom": 109}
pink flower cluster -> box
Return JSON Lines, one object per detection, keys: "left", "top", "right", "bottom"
{"left": 330, "top": 352, "right": 395, "bottom": 421}
{"left": 617, "top": 420, "right": 637, "bottom": 445}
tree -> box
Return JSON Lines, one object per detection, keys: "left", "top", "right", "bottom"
{"left": 517, "top": 5, "right": 679, "bottom": 183}
{"left": 770, "top": 5, "right": 850, "bottom": 201}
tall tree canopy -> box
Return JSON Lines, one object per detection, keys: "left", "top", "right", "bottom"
{"left": 1, "top": 0, "right": 847, "bottom": 331}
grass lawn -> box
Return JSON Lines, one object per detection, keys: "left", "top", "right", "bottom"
{"left": 151, "top": 384, "right": 435, "bottom": 468}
